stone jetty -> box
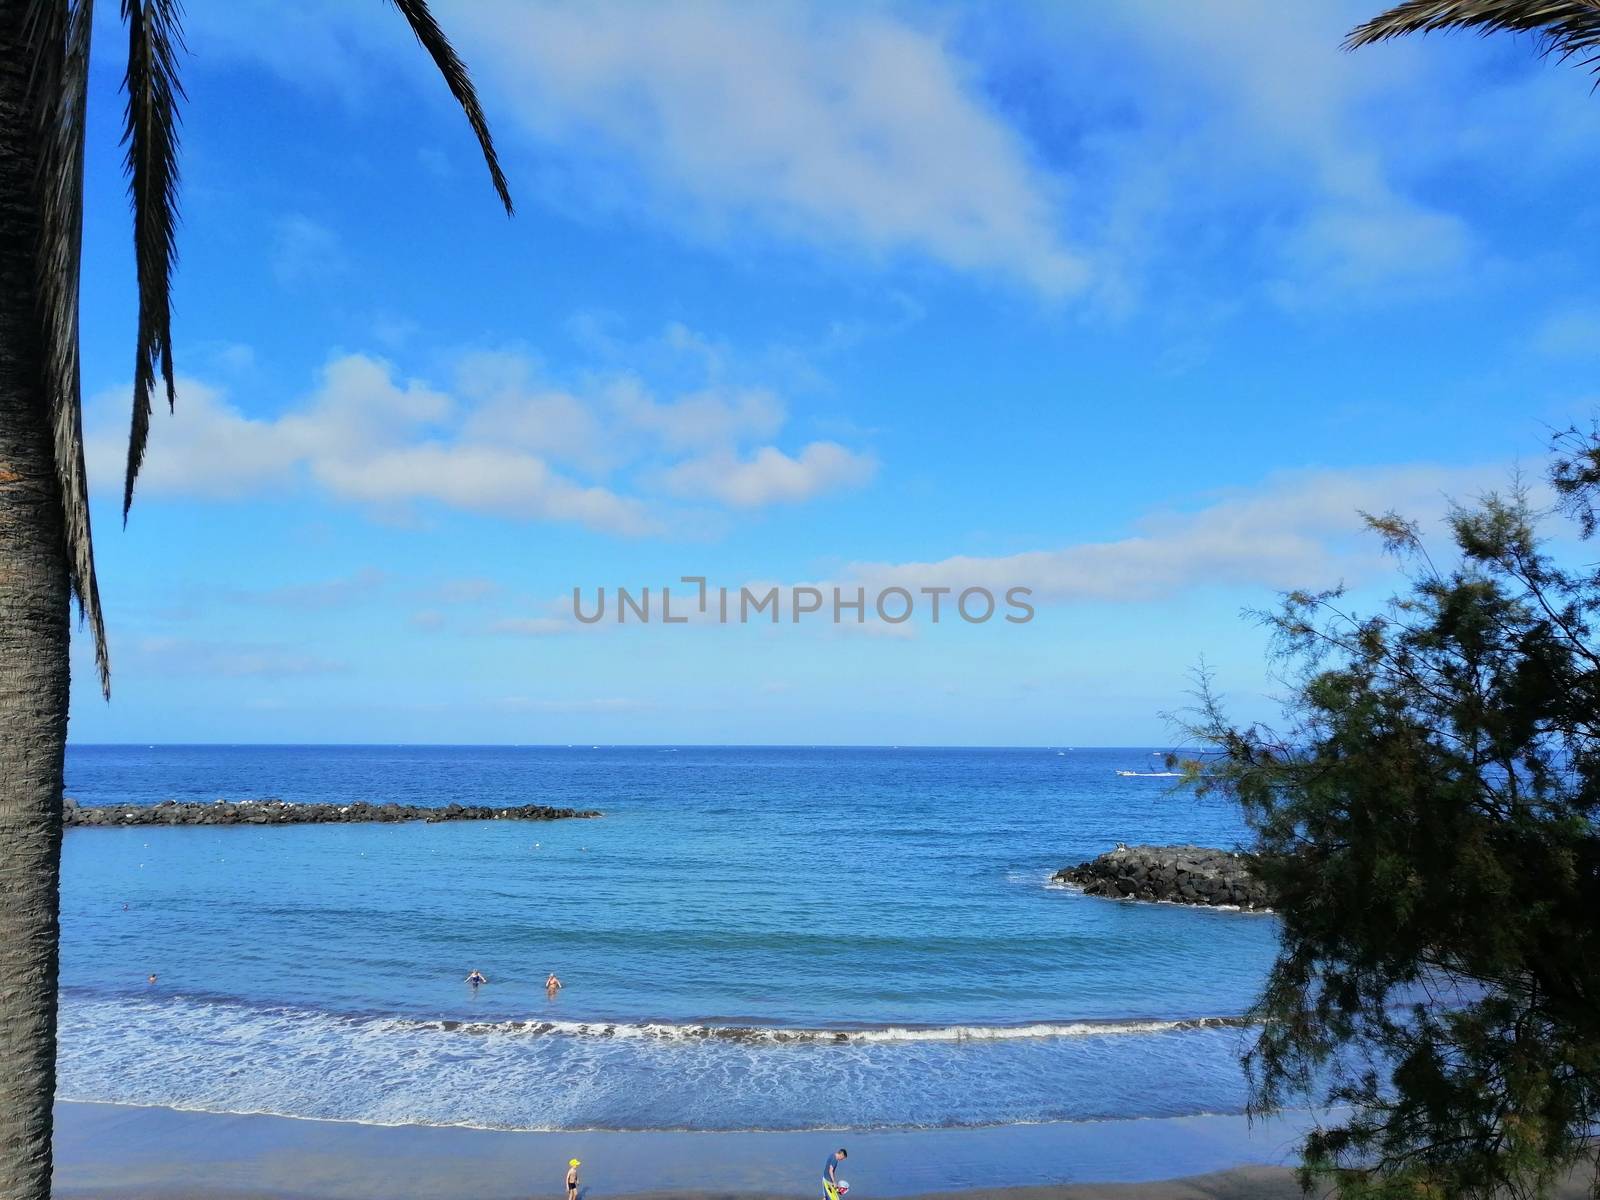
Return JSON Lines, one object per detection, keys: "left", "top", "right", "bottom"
{"left": 1053, "top": 843, "right": 1271, "bottom": 910}
{"left": 63, "top": 798, "right": 601, "bottom": 828}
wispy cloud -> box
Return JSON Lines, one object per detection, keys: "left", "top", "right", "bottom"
{"left": 849, "top": 464, "right": 1504, "bottom": 603}
{"left": 419, "top": 578, "right": 502, "bottom": 606}
{"left": 488, "top": 617, "right": 583, "bottom": 637}
{"left": 493, "top": 463, "right": 1507, "bottom": 639}
{"left": 182, "top": 1, "right": 1596, "bottom": 311}
{"left": 494, "top": 695, "right": 653, "bottom": 714}
{"left": 125, "top": 636, "right": 348, "bottom": 678}
{"left": 271, "top": 214, "right": 346, "bottom": 286}
{"left": 455, "top": 1, "right": 1085, "bottom": 296}
{"left": 469, "top": 464, "right": 1507, "bottom": 650}
{"left": 237, "top": 567, "right": 389, "bottom": 609}
{"left": 1533, "top": 304, "right": 1600, "bottom": 358}
{"left": 183, "top": 0, "right": 1083, "bottom": 297}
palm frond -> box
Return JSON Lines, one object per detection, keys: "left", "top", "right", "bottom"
{"left": 120, "top": 0, "right": 184, "bottom": 522}
{"left": 386, "top": 0, "right": 514, "bottom": 215}
{"left": 1346, "top": 1, "right": 1600, "bottom": 76}
{"left": 26, "top": 0, "right": 110, "bottom": 697}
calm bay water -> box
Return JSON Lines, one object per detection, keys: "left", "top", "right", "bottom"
{"left": 58, "top": 745, "right": 1277, "bottom": 1132}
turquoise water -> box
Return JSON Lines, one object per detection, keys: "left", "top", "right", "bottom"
{"left": 58, "top": 745, "right": 1278, "bottom": 1131}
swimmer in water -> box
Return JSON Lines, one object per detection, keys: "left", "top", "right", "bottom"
{"left": 545, "top": 972, "right": 563, "bottom": 998}
{"left": 147, "top": 973, "right": 157, "bottom": 985}
{"left": 465, "top": 970, "right": 488, "bottom": 987}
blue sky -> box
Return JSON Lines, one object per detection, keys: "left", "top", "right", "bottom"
{"left": 68, "top": 0, "right": 1600, "bottom": 745}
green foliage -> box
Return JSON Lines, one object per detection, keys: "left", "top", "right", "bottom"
{"left": 1177, "top": 428, "right": 1600, "bottom": 1200}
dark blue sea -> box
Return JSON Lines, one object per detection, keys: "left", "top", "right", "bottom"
{"left": 58, "top": 745, "right": 1277, "bottom": 1132}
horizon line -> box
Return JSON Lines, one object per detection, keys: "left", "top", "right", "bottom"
{"left": 67, "top": 741, "right": 1195, "bottom": 751}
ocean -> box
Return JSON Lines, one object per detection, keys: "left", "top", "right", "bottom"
{"left": 58, "top": 745, "right": 1278, "bottom": 1134}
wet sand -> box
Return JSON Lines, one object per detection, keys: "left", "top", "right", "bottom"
{"left": 54, "top": 1100, "right": 1322, "bottom": 1199}
{"left": 58, "top": 1165, "right": 1319, "bottom": 1200}
{"left": 56, "top": 1100, "right": 1593, "bottom": 1200}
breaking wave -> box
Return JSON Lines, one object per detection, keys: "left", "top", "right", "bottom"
{"left": 57, "top": 992, "right": 1259, "bottom": 1131}
{"left": 394, "top": 1013, "right": 1255, "bottom": 1043}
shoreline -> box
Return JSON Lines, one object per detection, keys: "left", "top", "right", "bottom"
{"left": 55, "top": 1101, "right": 1326, "bottom": 1199}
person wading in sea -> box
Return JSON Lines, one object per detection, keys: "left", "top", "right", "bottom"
{"left": 465, "top": 969, "right": 487, "bottom": 988}
{"left": 565, "top": 1157, "right": 580, "bottom": 1198}
{"left": 546, "top": 972, "right": 563, "bottom": 998}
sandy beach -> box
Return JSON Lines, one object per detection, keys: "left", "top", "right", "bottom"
{"left": 56, "top": 1164, "right": 1321, "bottom": 1200}
{"left": 54, "top": 1101, "right": 1325, "bottom": 1200}
{"left": 54, "top": 1098, "right": 1598, "bottom": 1200}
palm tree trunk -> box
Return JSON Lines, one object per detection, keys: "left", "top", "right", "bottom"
{"left": 0, "top": 10, "right": 70, "bottom": 1200}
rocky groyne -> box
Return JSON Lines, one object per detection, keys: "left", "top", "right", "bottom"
{"left": 1053, "top": 843, "right": 1271, "bottom": 910}
{"left": 64, "top": 798, "right": 601, "bottom": 828}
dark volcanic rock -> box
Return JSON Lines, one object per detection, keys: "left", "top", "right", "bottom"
{"left": 64, "top": 798, "right": 601, "bottom": 828}
{"left": 1053, "top": 843, "right": 1271, "bottom": 910}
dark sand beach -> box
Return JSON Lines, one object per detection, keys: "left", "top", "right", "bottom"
{"left": 51, "top": 1101, "right": 1324, "bottom": 1200}
{"left": 53, "top": 1096, "right": 1597, "bottom": 1200}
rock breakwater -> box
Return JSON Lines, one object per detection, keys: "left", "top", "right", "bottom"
{"left": 1053, "top": 843, "right": 1271, "bottom": 910}
{"left": 63, "top": 798, "right": 601, "bottom": 828}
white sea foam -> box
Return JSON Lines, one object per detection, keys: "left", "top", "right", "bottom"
{"left": 388, "top": 1014, "right": 1254, "bottom": 1043}
{"left": 57, "top": 993, "right": 1257, "bottom": 1132}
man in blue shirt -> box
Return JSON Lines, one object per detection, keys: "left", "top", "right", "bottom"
{"left": 822, "top": 1147, "right": 848, "bottom": 1198}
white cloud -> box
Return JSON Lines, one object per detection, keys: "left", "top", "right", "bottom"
{"left": 239, "top": 568, "right": 389, "bottom": 609}
{"left": 448, "top": 0, "right": 1487, "bottom": 304}
{"left": 86, "top": 379, "right": 301, "bottom": 500}
{"left": 451, "top": 1, "right": 1085, "bottom": 296}
{"left": 456, "top": 351, "right": 615, "bottom": 472}
{"left": 610, "top": 380, "right": 786, "bottom": 453}
{"left": 1534, "top": 305, "right": 1600, "bottom": 358}
{"left": 851, "top": 464, "right": 1502, "bottom": 604}
{"left": 90, "top": 339, "right": 872, "bottom": 531}
{"left": 420, "top": 578, "right": 502, "bottom": 605}
{"left": 1275, "top": 203, "right": 1471, "bottom": 300}
{"left": 660, "top": 442, "right": 877, "bottom": 508}
{"left": 125, "top": 636, "right": 347, "bottom": 678}
{"left": 314, "top": 442, "right": 656, "bottom": 533}
{"left": 182, "top": 0, "right": 1589, "bottom": 308}
{"left": 488, "top": 617, "right": 582, "bottom": 637}
{"left": 87, "top": 355, "right": 649, "bottom": 534}
{"left": 210, "top": 343, "right": 256, "bottom": 373}
{"left": 476, "top": 464, "right": 1506, "bottom": 643}
{"left": 272, "top": 214, "right": 345, "bottom": 285}
{"left": 494, "top": 695, "right": 652, "bottom": 713}
{"left": 1019, "top": 2, "right": 1494, "bottom": 305}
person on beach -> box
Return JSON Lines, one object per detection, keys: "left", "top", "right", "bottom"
{"left": 546, "top": 972, "right": 562, "bottom": 998}
{"left": 565, "top": 1157, "right": 580, "bottom": 1198}
{"left": 465, "top": 969, "right": 488, "bottom": 988}
{"left": 822, "top": 1147, "right": 847, "bottom": 1199}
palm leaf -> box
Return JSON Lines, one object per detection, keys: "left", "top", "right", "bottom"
{"left": 120, "top": 0, "right": 184, "bottom": 522}
{"left": 387, "top": 0, "right": 515, "bottom": 215}
{"left": 25, "top": 0, "right": 110, "bottom": 697}
{"left": 1346, "top": 1, "right": 1600, "bottom": 75}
